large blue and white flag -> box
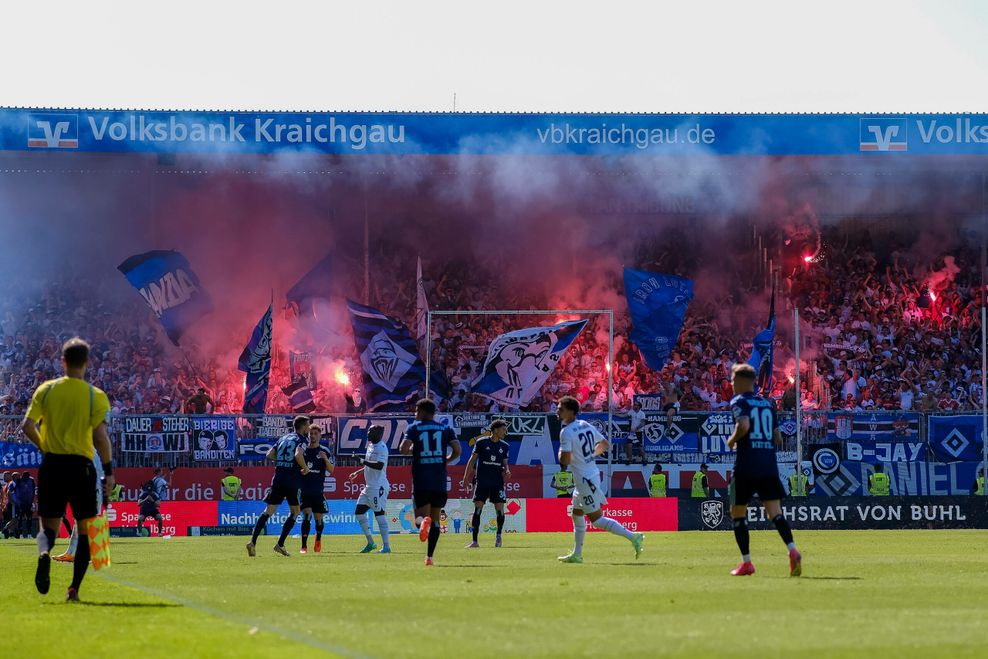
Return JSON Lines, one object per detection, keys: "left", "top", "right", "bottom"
{"left": 748, "top": 292, "right": 776, "bottom": 393}
{"left": 346, "top": 300, "right": 444, "bottom": 411}
{"left": 282, "top": 379, "right": 316, "bottom": 413}
{"left": 623, "top": 268, "right": 693, "bottom": 371}
{"left": 238, "top": 305, "right": 273, "bottom": 414}
{"left": 118, "top": 250, "right": 213, "bottom": 345}
{"left": 287, "top": 253, "right": 333, "bottom": 319}
{"left": 472, "top": 319, "right": 587, "bottom": 407}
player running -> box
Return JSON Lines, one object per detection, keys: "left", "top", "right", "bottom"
{"left": 299, "top": 426, "right": 334, "bottom": 554}
{"left": 400, "top": 398, "right": 460, "bottom": 566}
{"left": 726, "top": 363, "right": 802, "bottom": 577}
{"left": 462, "top": 419, "right": 511, "bottom": 548}
{"left": 246, "top": 416, "right": 311, "bottom": 558}
{"left": 349, "top": 424, "right": 391, "bottom": 554}
{"left": 555, "top": 396, "right": 644, "bottom": 564}
{"left": 137, "top": 480, "right": 165, "bottom": 536}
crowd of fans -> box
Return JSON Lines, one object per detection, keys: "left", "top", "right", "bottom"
{"left": 0, "top": 227, "right": 984, "bottom": 423}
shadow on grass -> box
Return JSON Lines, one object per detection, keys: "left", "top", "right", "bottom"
{"left": 45, "top": 601, "right": 182, "bottom": 608}
{"left": 799, "top": 576, "right": 863, "bottom": 581}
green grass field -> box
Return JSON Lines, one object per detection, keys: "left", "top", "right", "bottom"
{"left": 2, "top": 530, "right": 988, "bottom": 658}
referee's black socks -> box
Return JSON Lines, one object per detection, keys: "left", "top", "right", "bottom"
{"left": 71, "top": 536, "right": 90, "bottom": 592}
{"left": 250, "top": 513, "right": 270, "bottom": 545}
{"left": 496, "top": 511, "right": 505, "bottom": 535}
{"left": 772, "top": 514, "right": 795, "bottom": 546}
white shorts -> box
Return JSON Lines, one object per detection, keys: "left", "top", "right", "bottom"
{"left": 571, "top": 475, "right": 608, "bottom": 515}
{"left": 357, "top": 482, "right": 389, "bottom": 512}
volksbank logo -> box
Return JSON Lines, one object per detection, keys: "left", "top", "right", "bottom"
{"left": 859, "top": 118, "right": 907, "bottom": 152}
{"left": 27, "top": 113, "right": 79, "bottom": 149}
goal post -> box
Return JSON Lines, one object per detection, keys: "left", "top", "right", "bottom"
{"left": 425, "top": 309, "right": 617, "bottom": 495}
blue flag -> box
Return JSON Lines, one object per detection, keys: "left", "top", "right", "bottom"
{"left": 118, "top": 250, "right": 213, "bottom": 345}
{"left": 287, "top": 254, "right": 333, "bottom": 318}
{"left": 472, "top": 320, "right": 588, "bottom": 407}
{"left": 238, "top": 305, "right": 273, "bottom": 414}
{"left": 346, "top": 300, "right": 446, "bottom": 411}
{"left": 748, "top": 294, "right": 776, "bottom": 393}
{"left": 623, "top": 268, "right": 694, "bottom": 371}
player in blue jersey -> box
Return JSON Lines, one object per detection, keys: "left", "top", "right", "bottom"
{"left": 400, "top": 398, "right": 460, "bottom": 566}
{"left": 246, "top": 416, "right": 311, "bottom": 558}
{"left": 299, "top": 425, "right": 334, "bottom": 554}
{"left": 462, "top": 419, "right": 511, "bottom": 548}
{"left": 726, "top": 364, "right": 801, "bottom": 577}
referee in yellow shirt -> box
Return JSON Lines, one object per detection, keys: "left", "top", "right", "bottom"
{"left": 21, "top": 337, "right": 113, "bottom": 602}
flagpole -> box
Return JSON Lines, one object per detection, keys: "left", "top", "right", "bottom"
{"left": 425, "top": 309, "right": 433, "bottom": 402}
{"left": 363, "top": 186, "right": 370, "bottom": 306}
{"left": 795, "top": 307, "right": 803, "bottom": 483}
{"left": 606, "top": 310, "right": 614, "bottom": 497}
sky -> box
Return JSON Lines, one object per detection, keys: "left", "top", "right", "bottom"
{"left": 2, "top": 1, "right": 987, "bottom": 113}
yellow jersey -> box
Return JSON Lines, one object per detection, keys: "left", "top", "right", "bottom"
{"left": 26, "top": 377, "right": 110, "bottom": 459}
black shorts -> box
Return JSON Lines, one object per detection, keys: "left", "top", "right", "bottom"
{"left": 733, "top": 472, "right": 786, "bottom": 506}
{"left": 473, "top": 483, "right": 506, "bottom": 504}
{"left": 300, "top": 491, "right": 328, "bottom": 514}
{"left": 38, "top": 454, "right": 98, "bottom": 520}
{"left": 264, "top": 483, "right": 300, "bottom": 507}
{"left": 413, "top": 489, "right": 448, "bottom": 509}
{"left": 139, "top": 505, "right": 162, "bottom": 518}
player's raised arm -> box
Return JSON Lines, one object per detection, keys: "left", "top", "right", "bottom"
{"left": 322, "top": 449, "right": 335, "bottom": 474}
{"left": 399, "top": 431, "right": 414, "bottom": 455}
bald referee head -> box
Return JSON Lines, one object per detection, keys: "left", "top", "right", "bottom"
{"left": 21, "top": 337, "right": 114, "bottom": 602}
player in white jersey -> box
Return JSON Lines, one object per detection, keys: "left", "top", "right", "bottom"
{"left": 348, "top": 424, "right": 391, "bottom": 553}
{"left": 556, "top": 396, "right": 644, "bottom": 563}
{"left": 54, "top": 456, "right": 104, "bottom": 562}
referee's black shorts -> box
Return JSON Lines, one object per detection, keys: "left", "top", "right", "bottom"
{"left": 733, "top": 470, "right": 786, "bottom": 507}
{"left": 38, "top": 454, "right": 98, "bottom": 520}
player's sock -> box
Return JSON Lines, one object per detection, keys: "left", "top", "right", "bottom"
{"left": 358, "top": 515, "right": 373, "bottom": 543}
{"left": 573, "top": 515, "right": 586, "bottom": 554}
{"left": 376, "top": 514, "right": 389, "bottom": 548}
{"left": 315, "top": 519, "right": 324, "bottom": 542}
{"left": 301, "top": 515, "right": 311, "bottom": 548}
{"left": 426, "top": 522, "right": 440, "bottom": 558}
{"left": 70, "top": 535, "right": 90, "bottom": 592}
{"left": 733, "top": 518, "right": 750, "bottom": 558}
{"left": 496, "top": 511, "right": 505, "bottom": 535}
{"left": 471, "top": 511, "right": 481, "bottom": 543}
{"left": 414, "top": 516, "right": 423, "bottom": 530}
{"left": 250, "top": 513, "right": 270, "bottom": 545}
{"left": 277, "top": 515, "right": 294, "bottom": 547}
{"left": 157, "top": 520, "right": 164, "bottom": 535}
{"left": 37, "top": 527, "right": 56, "bottom": 555}
{"left": 592, "top": 516, "right": 636, "bottom": 540}
{"left": 771, "top": 515, "right": 796, "bottom": 548}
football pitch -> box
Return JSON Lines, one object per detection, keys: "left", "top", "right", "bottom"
{"left": 2, "top": 530, "right": 987, "bottom": 658}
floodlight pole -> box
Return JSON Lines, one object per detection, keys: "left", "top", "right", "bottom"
{"left": 794, "top": 307, "right": 802, "bottom": 478}
{"left": 425, "top": 310, "right": 433, "bottom": 401}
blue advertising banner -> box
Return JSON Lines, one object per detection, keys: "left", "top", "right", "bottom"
{"left": 813, "top": 460, "right": 979, "bottom": 496}
{"left": 0, "top": 442, "right": 43, "bottom": 468}
{"left": 928, "top": 415, "right": 985, "bottom": 462}
{"left": 217, "top": 500, "right": 367, "bottom": 535}
{"left": 7, "top": 110, "right": 988, "bottom": 156}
